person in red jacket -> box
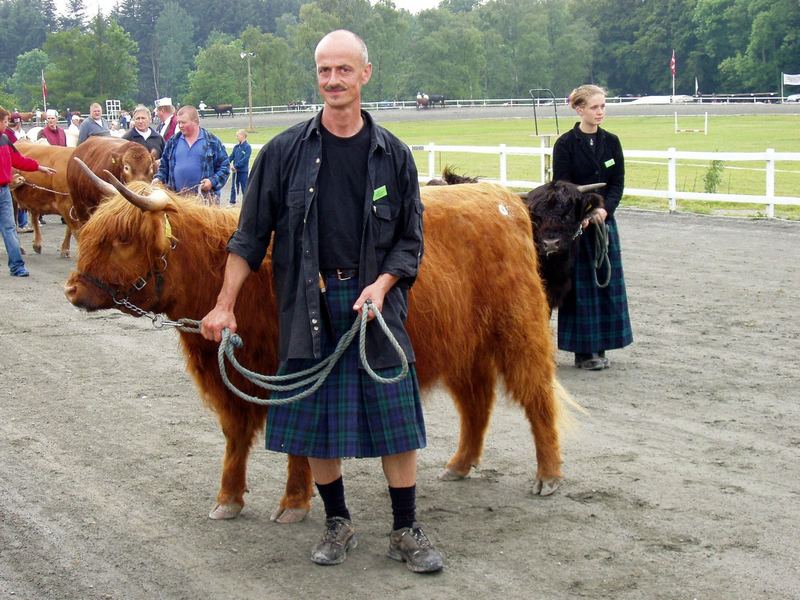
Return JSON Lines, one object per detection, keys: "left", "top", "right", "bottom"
{"left": 0, "top": 106, "right": 56, "bottom": 277}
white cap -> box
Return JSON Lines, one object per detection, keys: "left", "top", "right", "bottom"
{"left": 71, "top": 114, "right": 81, "bottom": 122}
{"left": 155, "top": 97, "right": 173, "bottom": 108}
{"left": 46, "top": 109, "right": 58, "bottom": 117}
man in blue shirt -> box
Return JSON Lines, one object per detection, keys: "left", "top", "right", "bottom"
{"left": 228, "top": 129, "right": 251, "bottom": 205}
{"left": 153, "top": 106, "right": 229, "bottom": 204}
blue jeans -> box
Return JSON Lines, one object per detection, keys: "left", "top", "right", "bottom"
{"left": 229, "top": 170, "right": 248, "bottom": 204}
{"left": 18, "top": 208, "right": 28, "bottom": 228}
{"left": 1, "top": 185, "right": 26, "bottom": 274}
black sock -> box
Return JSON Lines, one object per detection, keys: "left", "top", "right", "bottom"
{"left": 316, "top": 476, "right": 350, "bottom": 521}
{"left": 389, "top": 485, "right": 416, "bottom": 531}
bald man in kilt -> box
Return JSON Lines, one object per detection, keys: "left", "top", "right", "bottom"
{"left": 200, "top": 30, "right": 443, "bottom": 574}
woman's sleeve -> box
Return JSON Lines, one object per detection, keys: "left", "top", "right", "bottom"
{"left": 552, "top": 137, "right": 572, "bottom": 182}
{"left": 604, "top": 138, "right": 625, "bottom": 215}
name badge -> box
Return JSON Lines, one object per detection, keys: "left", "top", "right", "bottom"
{"left": 372, "top": 185, "right": 388, "bottom": 201}
{"left": 604, "top": 158, "right": 615, "bottom": 168}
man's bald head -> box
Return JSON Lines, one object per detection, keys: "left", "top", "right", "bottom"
{"left": 315, "top": 30, "right": 369, "bottom": 67}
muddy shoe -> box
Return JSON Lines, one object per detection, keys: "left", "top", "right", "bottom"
{"left": 310, "top": 517, "right": 357, "bottom": 565}
{"left": 388, "top": 523, "right": 444, "bottom": 573}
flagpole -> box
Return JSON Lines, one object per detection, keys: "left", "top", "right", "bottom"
{"left": 41, "top": 69, "right": 47, "bottom": 112}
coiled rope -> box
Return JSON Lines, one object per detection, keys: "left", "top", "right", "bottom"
{"left": 592, "top": 221, "right": 611, "bottom": 288}
{"left": 178, "top": 299, "right": 409, "bottom": 406}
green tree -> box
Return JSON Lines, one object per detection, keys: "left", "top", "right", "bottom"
{"left": 9, "top": 49, "right": 49, "bottom": 111}
{"left": 241, "top": 27, "right": 294, "bottom": 106}
{"left": 113, "top": 0, "right": 162, "bottom": 103}
{"left": 59, "top": 0, "right": 87, "bottom": 31}
{"left": 43, "top": 15, "right": 138, "bottom": 110}
{"left": 0, "top": 0, "right": 58, "bottom": 78}
{"left": 154, "top": 2, "right": 195, "bottom": 103}
{"left": 186, "top": 34, "right": 247, "bottom": 106}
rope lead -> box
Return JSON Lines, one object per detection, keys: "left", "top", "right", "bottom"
{"left": 180, "top": 300, "right": 409, "bottom": 406}
{"left": 592, "top": 221, "right": 611, "bottom": 288}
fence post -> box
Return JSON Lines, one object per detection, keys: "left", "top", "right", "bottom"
{"left": 765, "top": 148, "right": 775, "bottom": 218}
{"left": 499, "top": 144, "right": 507, "bottom": 185}
{"left": 428, "top": 142, "right": 436, "bottom": 179}
{"left": 667, "top": 147, "right": 677, "bottom": 212}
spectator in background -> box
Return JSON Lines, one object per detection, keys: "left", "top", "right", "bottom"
{"left": 123, "top": 105, "right": 164, "bottom": 159}
{"left": 1, "top": 105, "right": 57, "bottom": 277}
{"left": 228, "top": 129, "right": 251, "bottom": 205}
{"left": 155, "top": 98, "right": 178, "bottom": 142}
{"left": 4, "top": 112, "right": 31, "bottom": 231}
{"left": 119, "top": 110, "right": 130, "bottom": 130}
{"left": 78, "top": 103, "right": 110, "bottom": 144}
{"left": 66, "top": 114, "right": 81, "bottom": 147}
{"left": 38, "top": 110, "right": 67, "bottom": 146}
{"left": 7, "top": 113, "right": 27, "bottom": 142}
{"left": 109, "top": 120, "right": 125, "bottom": 137}
{"left": 153, "top": 105, "right": 229, "bottom": 204}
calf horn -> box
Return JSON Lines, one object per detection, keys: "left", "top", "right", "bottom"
{"left": 576, "top": 183, "right": 606, "bottom": 193}
{"left": 72, "top": 157, "right": 116, "bottom": 198}
{"left": 101, "top": 169, "right": 171, "bottom": 212}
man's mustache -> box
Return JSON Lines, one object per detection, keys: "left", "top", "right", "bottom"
{"left": 324, "top": 85, "right": 347, "bottom": 92}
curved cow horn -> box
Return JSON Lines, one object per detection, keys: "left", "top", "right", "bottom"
{"left": 72, "top": 157, "right": 116, "bottom": 198}
{"left": 101, "top": 169, "right": 171, "bottom": 212}
{"left": 576, "top": 182, "right": 606, "bottom": 193}
{"left": 517, "top": 192, "right": 529, "bottom": 199}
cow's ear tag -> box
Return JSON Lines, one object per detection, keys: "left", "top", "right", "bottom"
{"left": 111, "top": 157, "right": 117, "bottom": 164}
{"left": 164, "top": 214, "right": 173, "bottom": 239}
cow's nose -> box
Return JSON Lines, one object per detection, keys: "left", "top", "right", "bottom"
{"left": 64, "top": 282, "right": 77, "bottom": 302}
{"left": 543, "top": 239, "right": 560, "bottom": 254}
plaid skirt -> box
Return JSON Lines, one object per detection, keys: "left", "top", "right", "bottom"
{"left": 265, "top": 276, "right": 426, "bottom": 459}
{"left": 557, "top": 218, "right": 634, "bottom": 353}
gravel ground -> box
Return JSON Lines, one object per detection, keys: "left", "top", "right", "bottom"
{"left": 2, "top": 206, "right": 799, "bottom": 599}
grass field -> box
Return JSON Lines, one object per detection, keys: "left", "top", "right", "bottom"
{"left": 210, "top": 113, "right": 800, "bottom": 219}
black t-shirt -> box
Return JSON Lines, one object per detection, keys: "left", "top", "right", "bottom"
{"left": 317, "top": 121, "right": 370, "bottom": 270}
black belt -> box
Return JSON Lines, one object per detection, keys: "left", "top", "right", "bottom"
{"left": 320, "top": 268, "right": 358, "bottom": 281}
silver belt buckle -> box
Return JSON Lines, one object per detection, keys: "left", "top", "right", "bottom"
{"left": 336, "top": 269, "right": 353, "bottom": 281}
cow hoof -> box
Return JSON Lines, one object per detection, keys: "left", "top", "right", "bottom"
{"left": 269, "top": 506, "right": 309, "bottom": 524}
{"left": 208, "top": 502, "right": 243, "bottom": 520}
{"left": 33, "top": 244, "right": 42, "bottom": 254}
{"left": 438, "top": 467, "right": 469, "bottom": 481}
{"left": 60, "top": 250, "right": 70, "bottom": 258}
{"left": 533, "top": 477, "right": 561, "bottom": 496}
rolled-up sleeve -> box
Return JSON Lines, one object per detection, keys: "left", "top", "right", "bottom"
{"left": 379, "top": 147, "right": 423, "bottom": 287}
{"left": 226, "top": 141, "right": 280, "bottom": 271}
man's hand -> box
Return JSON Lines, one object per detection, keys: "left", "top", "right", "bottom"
{"left": 151, "top": 178, "right": 161, "bottom": 186}
{"left": 353, "top": 274, "right": 399, "bottom": 321}
{"left": 200, "top": 304, "right": 237, "bottom": 343}
{"left": 200, "top": 178, "right": 213, "bottom": 192}
{"left": 37, "top": 165, "right": 56, "bottom": 175}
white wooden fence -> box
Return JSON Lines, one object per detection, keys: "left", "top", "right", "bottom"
{"left": 409, "top": 143, "right": 800, "bottom": 218}
{"left": 226, "top": 141, "right": 800, "bottom": 218}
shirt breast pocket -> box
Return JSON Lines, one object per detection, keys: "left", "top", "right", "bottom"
{"left": 372, "top": 202, "right": 398, "bottom": 249}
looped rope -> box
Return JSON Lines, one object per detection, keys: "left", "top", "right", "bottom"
{"left": 16, "top": 179, "right": 71, "bottom": 196}
{"left": 178, "top": 299, "right": 409, "bottom": 406}
{"left": 592, "top": 221, "right": 611, "bottom": 288}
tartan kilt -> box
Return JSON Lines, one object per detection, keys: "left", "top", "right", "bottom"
{"left": 557, "top": 217, "right": 633, "bottom": 353}
{"left": 265, "top": 276, "right": 426, "bottom": 459}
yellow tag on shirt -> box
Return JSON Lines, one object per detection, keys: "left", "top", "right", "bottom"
{"left": 604, "top": 158, "right": 615, "bottom": 168}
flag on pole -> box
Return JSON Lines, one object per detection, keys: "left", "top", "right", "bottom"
{"left": 670, "top": 50, "right": 676, "bottom": 77}
{"left": 783, "top": 73, "right": 800, "bottom": 86}
{"left": 41, "top": 70, "right": 47, "bottom": 99}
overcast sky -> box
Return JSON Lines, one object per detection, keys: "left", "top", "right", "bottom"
{"left": 59, "top": 0, "right": 441, "bottom": 17}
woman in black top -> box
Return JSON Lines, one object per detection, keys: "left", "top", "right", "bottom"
{"left": 552, "top": 84, "right": 633, "bottom": 370}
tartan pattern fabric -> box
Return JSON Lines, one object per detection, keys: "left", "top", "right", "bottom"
{"left": 266, "top": 276, "right": 426, "bottom": 459}
{"left": 557, "top": 217, "right": 633, "bottom": 353}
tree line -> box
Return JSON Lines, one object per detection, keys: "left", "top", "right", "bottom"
{"left": 1, "top": 0, "right": 798, "bottom": 113}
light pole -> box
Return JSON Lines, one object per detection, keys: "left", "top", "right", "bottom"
{"left": 240, "top": 51, "right": 255, "bottom": 131}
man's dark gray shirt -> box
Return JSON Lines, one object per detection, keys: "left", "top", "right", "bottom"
{"left": 227, "top": 110, "right": 423, "bottom": 368}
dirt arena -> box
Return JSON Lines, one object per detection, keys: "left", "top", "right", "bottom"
{"left": 1, "top": 206, "right": 799, "bottom": 599}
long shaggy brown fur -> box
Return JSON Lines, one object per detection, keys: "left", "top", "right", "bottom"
{"left": 65, "top": 181, "right": 565, "bottom": 520}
